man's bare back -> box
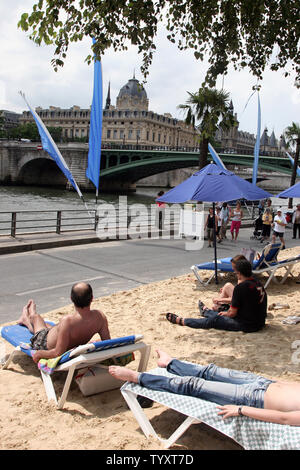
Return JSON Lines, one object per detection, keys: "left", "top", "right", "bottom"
{"left": 18, "top": 282, "right": 111, "bottom": 363}
{"left": 46, "top": 308, "right": 110, "bottom": 351}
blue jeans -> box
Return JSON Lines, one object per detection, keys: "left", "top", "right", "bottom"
{"left": 139, "top": 359, "right": 274, "bottom": 408}
{"left": 184, "top": 309, "right": 258, "bottom": 332}
{"left": 184, "top": 309, "right": 242, "bottom": 331}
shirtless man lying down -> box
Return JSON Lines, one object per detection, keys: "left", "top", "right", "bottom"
{"left": 18, "top": 282, "right": 111, "bottom": 363}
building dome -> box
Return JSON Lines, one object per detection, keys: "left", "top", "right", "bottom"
{"left": 116, "top": 75, "right": 149, "bottom": 111}
{"left": 118, "top": 77, "right": 147, "bottom": 100}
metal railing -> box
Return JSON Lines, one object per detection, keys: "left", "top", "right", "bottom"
{"left": 0, "top": 208, "right": 181, "bottom": 238}
{"left": 0, "top": 210, "right": 98, "bottom": 237}
{"left": 0, "top": 203, "right": 258, "bottom": 238}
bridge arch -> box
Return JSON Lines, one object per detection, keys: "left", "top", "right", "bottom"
{"left": 18, "top": 157, "right": 67, "bottom": 187}
{"left": 99, "top": 150, "right": 293, "bottom": 184}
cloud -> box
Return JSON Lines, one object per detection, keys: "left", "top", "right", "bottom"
{"left": 1, "top": 0, "right": 299, "bottom": 140}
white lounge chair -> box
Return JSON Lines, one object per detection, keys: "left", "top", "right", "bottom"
{"left": 121, "top": 367, "right": 300, "bottom": 450}
{"left": 1, "top": 322, "right": 151, "bottom": 409}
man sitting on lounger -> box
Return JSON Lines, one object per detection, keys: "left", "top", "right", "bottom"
{"left": 109, "top": 349, "right": 300, "bottom": 426}
{"left": 17, "top": 282, "right": 111, "bottom": 363}
{"left": 166, "top": 259, "right": 267, "bottom": 333}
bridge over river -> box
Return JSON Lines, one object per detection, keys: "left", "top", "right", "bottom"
{"left": 0, "top": 141, "right": 294, "bottom": 192}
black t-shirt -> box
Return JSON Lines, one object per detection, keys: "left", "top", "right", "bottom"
{"left": 231, "top": 277, "right": 267, "bottom": 332}
{"left": 207, "top": 215, "right": 214, "bottom": 228}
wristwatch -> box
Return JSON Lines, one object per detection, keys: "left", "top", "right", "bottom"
{"left": 238, "top": 406, "right": 243, "bottom": 416}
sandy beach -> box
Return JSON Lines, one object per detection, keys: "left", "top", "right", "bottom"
{"left": 0, "top": 246, "right": 299, "bottom": 450}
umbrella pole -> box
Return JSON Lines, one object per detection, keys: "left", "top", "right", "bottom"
{"left": 212, "top": 202, "right": 219, "bottom": 284}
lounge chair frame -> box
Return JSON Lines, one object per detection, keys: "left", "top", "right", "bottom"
{"left": 1, "top": 330, "right": 151, "bottom": 409}
{"left": 121, "top": 387, "right": 201, "bottom": 449}
{"left": 121, "top": 367, "right": 300, "bottom": 450}
{"left": 191, "top": 243, "right": 300, "bottom": 288}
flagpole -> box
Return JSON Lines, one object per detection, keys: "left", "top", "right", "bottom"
{"left": 252, "top": 91, "right": 261, "bottom": 186}
{"left": 212, "top": 202, "right": 219, "bottom": 284}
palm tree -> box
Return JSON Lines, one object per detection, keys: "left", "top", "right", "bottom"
{"left": 178, "top": 87, "right": 237, "bottom": 169}
{"left": 284, "top": 122, "right": 300, "bottom": 208}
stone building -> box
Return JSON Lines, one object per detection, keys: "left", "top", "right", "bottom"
{"left": 20, "top": 105, "right": 90, "bottom": 141}
{"left": 215, "top": 101, "right": 285, "bottom": 155}
{"left": 0, "top": 110, "right": 21, "bottom": 131}
{"left": 20, "top": 74, "right": 196, "bottom": 148}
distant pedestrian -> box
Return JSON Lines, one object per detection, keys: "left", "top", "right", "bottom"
{"left": 258, "top": 199, "right": 265, "bottom": 216}
{"left": 220, "top": 202, "right": 229, "bottom": 239}
{"left": 216, "top": 207, "right": 222, "bottom": 243}
{"left": 156, "top": 191, "right": 166, "bottom": 230}
{"left": 230, "top": 201, "right": 243, "bottom": 241}
{"left": 292, "top": 204, "right": 300, "bottom": 239}
{"left": 204, "top": 207, "right": 218, "bottom": 248}
{"left": 260, "top": 208, "right": 273, "bottom": 243}
{"left": 265, "top": 199, "right": 274, "bottom": 218}
{"left": 272, "top": 209, "right": 287, "bottom": 249}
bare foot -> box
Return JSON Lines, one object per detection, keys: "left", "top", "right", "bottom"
{"left": 17, "top": 302, "right": 33, "bottom": 331}
{"left": 108, "top": 366, "right": 139, "bottom": 383}
{"left": 27, "top": 299, "right": 37, "bottom": 317}
{"left": 156, "top": 348, "right": 173, "bottom": 368}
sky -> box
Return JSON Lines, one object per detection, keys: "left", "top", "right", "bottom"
{"left": 0, "top": 1, "right": 299, "bottom": 140}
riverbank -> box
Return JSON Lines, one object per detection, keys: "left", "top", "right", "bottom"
{"left": 0, "top": 245, "right": 299, "bottom": 450}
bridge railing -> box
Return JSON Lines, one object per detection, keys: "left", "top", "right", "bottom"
{"left": 102, "top": 143, "right": 285, "bottom": 157}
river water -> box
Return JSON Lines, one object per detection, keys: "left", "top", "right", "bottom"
{"left": 0, "top": 185, "right": 164, "bottom": 235}
{"left": 0, "top": 184, "right": 298, "bottom": 212}
{"left": 0, "top": 185, "right": 159, "bottom": 212}
{"left": 0, "top": 185, "right": 298, "bottom": 236}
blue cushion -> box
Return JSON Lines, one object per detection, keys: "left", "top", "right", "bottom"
{"left": 1, "top": 324, "right": 137, "bottom": 364}
{"left": 1, "top": 322, "right": 55, "bottom": 356}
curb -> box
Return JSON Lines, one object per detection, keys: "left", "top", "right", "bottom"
{"left": 0, "top": 224, "right": 254, "bottom": 256}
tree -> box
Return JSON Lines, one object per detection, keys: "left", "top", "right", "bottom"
{"left": 8, "top": 122, "right": 40, "bottom": 141}
{"left": 284, "top": 122, "right": 300, "bottom": 208}
{"left": 6, "top": 123, "right": 62, "bottom": 142}
{"left": 178, "top": 87, "right": 237, "bottom": 169}
{"left": 18, "top": 1, "right": 300, "bottom": 86}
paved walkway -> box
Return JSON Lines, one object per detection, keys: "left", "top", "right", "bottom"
{"left": 0, "top": 226, "right": 298, "bottom": 324}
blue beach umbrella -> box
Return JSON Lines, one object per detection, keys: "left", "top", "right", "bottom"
{"left": 157, "top": 163, "right": 273, "bottom": 203}
{"left": 157, "top": 163, "right": 273, "bottom": 283}
{"left": 276, "top": 181, "right": 300, "bottom": 198}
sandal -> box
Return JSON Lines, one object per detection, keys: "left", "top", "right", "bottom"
{"left": 166, "top": 312, "right": 184, "bottom": 326}
{"left": 198, "top": 300, "right": 206, "bottom": 316}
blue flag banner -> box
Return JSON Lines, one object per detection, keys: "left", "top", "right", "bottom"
{"left": 208, "top": 143, "right": 226, "bottom": 169}
{"left": 286, "top": 151, "right": 300, "bottom": 177}
{"left": 86, "top": 39, "right": 103, "bottom": 190}
{"left": 19, "top": 92, "right": 83, "bottom": 199}
{"left": 252, "top": 93, "right": 261, "bottom": 185}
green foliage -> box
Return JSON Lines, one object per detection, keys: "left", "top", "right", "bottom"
{"left": 284, "top": 122, "right": 300, "bottom": 200}
{"left": 5, "top": 122, "right": 62, "bottom": 142}
{"left": 18, "top": 1, "right": 300, "bottom": 85}
{"left": 178, "top": 87, "right": 236, "bottom": 168}
{"left": 284, "top": 122, "right": 300, "bottom": 150}
{"left": 178, "top": 87, "right": 237, "bottom": 141}
{"left": 7, "top": 122, "right": 40, "bottom": 140}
